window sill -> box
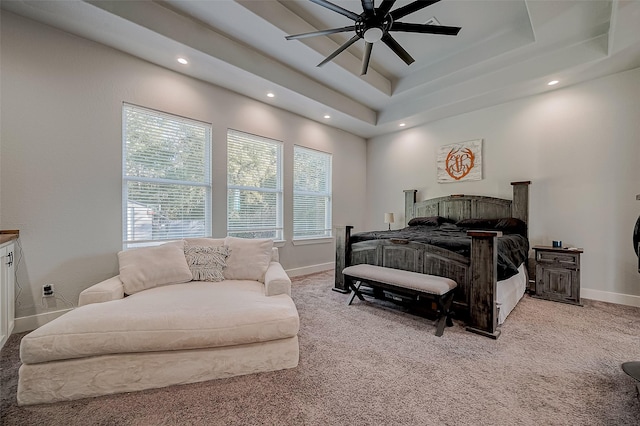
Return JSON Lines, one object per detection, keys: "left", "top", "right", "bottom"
{"left": 292, "top": 237, "right": 334, "bottom": 246}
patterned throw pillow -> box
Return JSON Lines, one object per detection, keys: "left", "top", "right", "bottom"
{"left": 184, "top": 245, "right": 231, "bottom": 282}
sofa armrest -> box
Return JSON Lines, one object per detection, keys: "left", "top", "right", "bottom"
{"left": 78, "top": 276, "right": 125, "bottom": 306}
{"left": 264, "top": 262, "right": 291, "bottom": 297}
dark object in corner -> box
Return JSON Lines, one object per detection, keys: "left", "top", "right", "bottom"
{"left": 633, "top": 215, "right": 640, "bottom": 272}
{"left": 621, "top": 362, "right": 640, "bottom": 401}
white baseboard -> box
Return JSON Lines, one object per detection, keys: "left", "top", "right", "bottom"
{"left": 286, "top": 262, "right": 334, "bottom": 278}
{"left": 581, "top": 288, "right": 640, "bottom": 308}
{"left": 13, "top": 308, "right": 74, "bottom": 334}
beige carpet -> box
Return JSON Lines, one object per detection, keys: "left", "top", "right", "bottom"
{"left": 2, "top": 270, "right": 640, "bottom": 425}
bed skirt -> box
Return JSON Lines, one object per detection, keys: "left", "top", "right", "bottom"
{"left": 497, "top": 264, "right": 528, "bottom": 324}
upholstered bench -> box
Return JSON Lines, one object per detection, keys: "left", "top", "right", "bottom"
{"left": 342, "top": 264, "right": 457, "bottom": 336}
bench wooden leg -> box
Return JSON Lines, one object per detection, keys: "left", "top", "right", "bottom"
{"left": 347, "top": 281, "right": 365, "bottom": 306}
{"left": 434, "top": 291, "right": 455, "bottom": 337}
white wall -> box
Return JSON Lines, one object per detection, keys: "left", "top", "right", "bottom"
{"left": 367, "top": 67, "right": 640, "bottom": 304}
{"left": 0, "top": 13, "right": 367, "bottom": 323}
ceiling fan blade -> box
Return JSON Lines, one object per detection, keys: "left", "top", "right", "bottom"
{"left": 310, "top": 0, "right": 360, "bottom": 21}
{"left": 391, "top": 22, "right": 461, "bottom": 36}
{"left": 361, "top": 0, "right": 375, "bottom": 17}
{"left": 286, "top": 26, "right": 357, "bottom": 40}
{"left": 390, "top": 0, "right": 440, "bottom": 20}
{"left": 361, "top": 42, "right": 374, "bottom": 75}
{"left": 378, "top": 0, "right": 397, "bottom": 16}
{"left": 318, "top": 34, "right": 361, "bottom": 67}
{"left": 381, "top": 33, "right": 414, "bottom": 65}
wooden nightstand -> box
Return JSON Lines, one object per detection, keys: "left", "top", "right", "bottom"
{"left": 532, "top": 246, "right": 583, "bottom": 306}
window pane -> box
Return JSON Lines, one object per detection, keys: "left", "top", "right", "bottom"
{"left": 293, "top": 195, "right": 331, "bottom": 238}
{"left": 123, "top": 104, "right": 211, "bottom": 247}
{"left": 228, "top": 131, "right": 280, "bottom": 189}
{"left": 294, "top": 146, "right": 332, "bottom": 239}
{"left": 227, "top": 190, "right": 278, "bottom": 230}
{"left": 124, "top": 108, "right": 208, "bottom": 183}
{"left": 294, "top": 149, "right": 331, "bottom": 193}
{"left": 126, "top": 182, "right": 207, "bottom": 241}
{"left": 227, "top": 130, "right": 283, "bottom": 239}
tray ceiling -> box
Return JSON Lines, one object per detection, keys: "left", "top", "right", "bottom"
{"left": 3, "top": 0, "right": 640, "bottom": 138}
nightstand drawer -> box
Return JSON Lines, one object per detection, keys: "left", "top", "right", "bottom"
{"left": 536, "top": 251, "right": 579, "bottom": 268}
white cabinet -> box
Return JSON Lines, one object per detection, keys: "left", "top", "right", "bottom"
{"left": 1, "top": 241, "right": 16, "bottom": 349}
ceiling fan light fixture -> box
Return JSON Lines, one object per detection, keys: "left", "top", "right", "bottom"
{"left": 363, "top": 27, "right": 383, "bottom": 43}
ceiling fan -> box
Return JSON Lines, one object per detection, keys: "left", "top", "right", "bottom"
{"left": 285, "top": 0, "right": 461, "bottom": 75}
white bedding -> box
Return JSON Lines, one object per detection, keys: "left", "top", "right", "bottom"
{"left": 497, "top": 263, "right": 528, "bottom": 324}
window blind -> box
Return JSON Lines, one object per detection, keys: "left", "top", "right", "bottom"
{"left": 227, "top": 129, "right": 283, "bottom": 240}
{"left": 293, "top": 146, "right": 332, "bottom": 239}
{"left": 123, "top": 104, "right": 211, "bottom": 247}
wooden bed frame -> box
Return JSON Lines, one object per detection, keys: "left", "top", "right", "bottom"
{"left": 334, "top": 181, "right": 531, "bottom": 339}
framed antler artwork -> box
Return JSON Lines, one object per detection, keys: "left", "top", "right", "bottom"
{"left": 437, "top": 139, "right": 483, "bottom": 183}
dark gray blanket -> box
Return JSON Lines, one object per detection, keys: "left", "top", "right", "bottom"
{"left": 350, "top": 223, "right": 529, "bottom": 281}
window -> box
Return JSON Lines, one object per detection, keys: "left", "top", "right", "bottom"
{"left": 293, "top": 146, "right": 332, "bottom": 239}
{"left": 227, "top": 129, "right": 283, "bottom": 240}
{"left": 123, "top": 104, "right": 211, "bottom": 248}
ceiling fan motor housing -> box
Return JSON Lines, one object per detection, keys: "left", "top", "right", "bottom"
{"left": 356, "top": 13, "right": 392, "bottom": 43}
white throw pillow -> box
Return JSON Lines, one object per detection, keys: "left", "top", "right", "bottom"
{"left": 118, "top": 241, "right": 193, "bottom": 294}
{"left": 223, "top": 237, "right": 274, "bottom": 282}
{"left": 185, "top": 244, "right": 230, "bottom": 282}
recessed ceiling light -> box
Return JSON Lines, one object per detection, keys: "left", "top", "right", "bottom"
{"left": 177, "top": 58, "right": 188, "bottom": 65}
{"left": 324, "top": 114, "right": 331, "bottom": 119}
{"left": 399, "top": 123, "right": 406, "bottom": 127}
{"left": 547, "top": 80, "right": 559, "bottom": 86}
{"left": 267, "top": 92, "right": 275, "bottom": 98}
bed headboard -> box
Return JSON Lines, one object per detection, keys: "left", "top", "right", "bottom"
{"left": 404, "top": 181, "right": 531, "bottom": 227}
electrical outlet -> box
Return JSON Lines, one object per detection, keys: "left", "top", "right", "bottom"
{"left": 42, "top": 284, "right": 54, "bottom": 298}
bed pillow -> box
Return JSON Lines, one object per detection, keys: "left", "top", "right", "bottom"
{"left": 455, "top": 218, "right": 500, "bottom": 229}
{"left": 223, "top": 237, "right": 274, "bottom": 282}
{"left": 495, "top": 218, "right": 527, "bottom": 235}
{"left": 184, "top": 244, "right": 230, "bottom": 282}
{"left": 408, "top": 216, "right": 455, "bottom": 226}
{"left": 118, "top": 240, "right": 193, "bottom": 295}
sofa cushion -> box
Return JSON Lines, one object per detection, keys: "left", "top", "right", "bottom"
{"left": 20, "top": 280, "right": 299, "bottom": 364}
{"left": 223, "top": 237, "right": 273, "bottom": 282}
{"left": 118, "top": 241, "right": 193, "bottom": 295}
{"left": 184, "top": 244, "right": 230, "bottom": 282}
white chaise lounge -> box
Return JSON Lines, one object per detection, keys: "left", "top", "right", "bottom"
{"left": 17, "top": 237, "right": 299, "bottom": 405}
